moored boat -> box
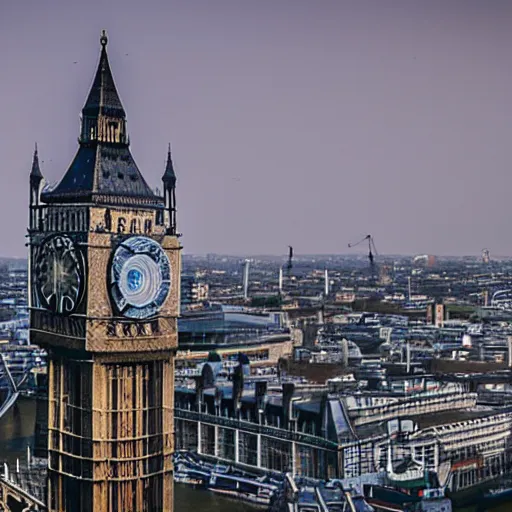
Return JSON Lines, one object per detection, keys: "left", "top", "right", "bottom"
{"left": 364, "top": 485, "right": 452, "bottom": 512}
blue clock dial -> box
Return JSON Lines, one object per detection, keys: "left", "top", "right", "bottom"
{"left": 110, "top": 237, "right": 171, "bottom": 319}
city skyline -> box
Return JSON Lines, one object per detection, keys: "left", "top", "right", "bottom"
{"left": 1, "top": 0, "right": 512, "bottom": 257}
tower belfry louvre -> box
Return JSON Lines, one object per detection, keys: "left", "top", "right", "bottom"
{"left": 28, "top": 30, "right": 179, "bottom": 512}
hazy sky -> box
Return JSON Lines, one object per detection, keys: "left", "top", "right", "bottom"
{"left": 1, "top": 0, "right": 512, "bottom": 258}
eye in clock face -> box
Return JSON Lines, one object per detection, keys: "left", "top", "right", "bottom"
{"left": 34, "top": 235, "right": 85, "bottom": 315}
{"left": 110, "top": 236, "right": 171, "bottom": 319}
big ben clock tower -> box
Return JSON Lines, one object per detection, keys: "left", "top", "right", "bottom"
{"left": 28, "top": 31, "right": 179, "bottom": 512}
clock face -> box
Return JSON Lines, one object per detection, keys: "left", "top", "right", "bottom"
{"left": 110, "top": 236, "right": 171, "bottom": 319}
{"left": 34, "top": 235, "right": 85, "bottom": 315}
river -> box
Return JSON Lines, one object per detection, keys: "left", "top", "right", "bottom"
{"left": 0, "top": 397, "right": 509, "bottom": 512}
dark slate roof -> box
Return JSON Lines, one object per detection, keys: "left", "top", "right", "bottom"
{"left": 41, "top": 31, "right": 163, "bottom": 207}
{"left": 413, "top": 407, "right": 503, "bottom": 430}
{"left": 355, "top": 421, "right": 388, "bottom": 441}
{"left": 162, "top": 143, "right": 176, "bottom": 185}
{"left": 30, "top": 144, "right": 43, "bottom": 180}
{"left": 42, "top": 145, "right": 161, "bottom": 204}
{"left": 296, "top": 400, "right": 322, "bottom": 415}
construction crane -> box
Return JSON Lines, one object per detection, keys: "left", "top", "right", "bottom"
{"left": 348, "top": 234, "right": 378, "bottom": 274}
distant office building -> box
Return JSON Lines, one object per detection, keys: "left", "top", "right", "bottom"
{"left": 413, "top": 254, "right": 436, "bottom": 268}
{"left": 181, "top": 273, "right": 209, "bottom": 305}
{"left": 176, "top": 303, "right": 293, "bottom": 368}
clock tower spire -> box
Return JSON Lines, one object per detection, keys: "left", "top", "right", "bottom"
{"left": 29, "top": 143, "right": 44, "bottom": 230}
{"left": 41, "top": 30, "right": 160, "bottom": 207}
{"left": 162, "top": 143, "right": 177, "bottom": 235}
{"left": 79, "top": 30, "right": 127, "bottom": 146}
{"left": 29, "top": 31, "right": 179, "bottom": 512}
